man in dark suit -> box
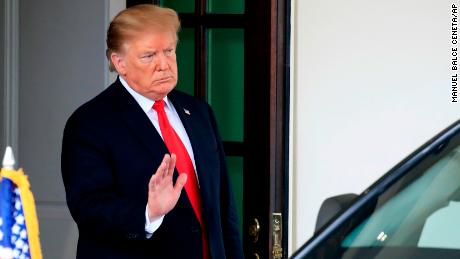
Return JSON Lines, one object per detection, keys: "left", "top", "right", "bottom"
{"left": 61, "top": 4, "right": 244, "bottom": 259}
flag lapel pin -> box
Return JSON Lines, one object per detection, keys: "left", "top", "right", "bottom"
{"left": 184, "top": 108, "right": 191, "bottom": 115}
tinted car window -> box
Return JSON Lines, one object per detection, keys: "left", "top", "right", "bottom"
{"left": 342, "top": 146, "right": 460, "bottom": 257}
{"left": 293, "top": 121, "right": 460, "bottom": 259}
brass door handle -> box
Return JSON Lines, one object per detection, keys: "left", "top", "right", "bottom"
{"left": 272, "top": 213, "right": 283, "bottom": 259}
{"left": 248, "top": 218, "right": 260, "bottom": 243}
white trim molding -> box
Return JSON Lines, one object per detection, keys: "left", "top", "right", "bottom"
{"left": 3, "top": 0, "right": 19, "bottom": 159}
{"left": 105, "top": 0, "right": 125, "bottom": 87}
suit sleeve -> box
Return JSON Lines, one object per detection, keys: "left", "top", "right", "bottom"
{"left": 61, "top": 113, "right": 146, "bottom": 240}
{"left": 207, "top": 104, "right": 245, "bottom": 258}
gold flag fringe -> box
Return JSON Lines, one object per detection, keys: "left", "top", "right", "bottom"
{"left": 1, "top": 168, "right": 43, "bottom": 259}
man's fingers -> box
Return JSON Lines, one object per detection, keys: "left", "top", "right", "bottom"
{"left": 161, "top": 154, "right": 170, "bottom": 179}
{"left": 149, "top": 173, "right": 158, "bottom": 192}
{"left": 149, "top": 163, "right": 162, "bottom": 186}
{"left": 150, "top": 155, "right": 169, "bottom": 188}
{"left": 168, "top": 153, "right": 176, "bottom": 177}
{"left": 174, "top": 173, "right": 187, "bottom": 195}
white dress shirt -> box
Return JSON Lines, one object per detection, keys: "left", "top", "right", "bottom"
{"left": 119, "top": 76, "right": 197, "bottom": 237}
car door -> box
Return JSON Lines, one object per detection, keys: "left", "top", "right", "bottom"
{"left": 292, "top": 119, "right": 460, "bottom": 259}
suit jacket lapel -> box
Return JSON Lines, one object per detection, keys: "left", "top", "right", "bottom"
{"left": 168, "top": 91, "right": 214, "bottom": 212}
{"left": 112, "top": 80, "right": 170, "bottom": 160}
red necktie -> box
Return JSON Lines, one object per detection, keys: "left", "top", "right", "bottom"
{"left": 153, "top": 100, "right": 210, "bottom": 259}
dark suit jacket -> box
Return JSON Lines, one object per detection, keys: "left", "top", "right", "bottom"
{"left": 61, "top": 79, "right": 244, "bottom": 259}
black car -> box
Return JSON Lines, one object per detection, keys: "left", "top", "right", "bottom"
{"left": 292, "top": 120, "right": 460, "bottom": 259}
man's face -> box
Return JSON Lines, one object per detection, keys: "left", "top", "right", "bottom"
{"left": 113, "top": 30, "right": 178, "bottom": 100}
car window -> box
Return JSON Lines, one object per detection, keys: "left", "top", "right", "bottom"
{"left": 291, "top": 122, "right": 460, "bottom": 259}
{"left": 340, "top": 145, "right": 460, "bottom": 257}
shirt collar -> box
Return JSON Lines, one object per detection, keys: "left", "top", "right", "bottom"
{"left": 119, "top": 76, "right": 172, "bottom": 113}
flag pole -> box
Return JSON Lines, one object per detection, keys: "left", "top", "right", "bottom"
{"left": 2, "top": 146, "right": 15, "bottom": 170}
{"left": 0, "top": 146, "right": 43, "bottom": 259}
{"left": 0, "top": 146, "right": 16, "bottom": 259}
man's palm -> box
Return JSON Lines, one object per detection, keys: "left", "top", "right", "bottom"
{"left": 147, "top": 154, "right": 187, "bottom": 220}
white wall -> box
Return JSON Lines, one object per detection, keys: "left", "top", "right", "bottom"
{"left": 290, "top": 0, "right": 460, "bottom": 254}
{"left": 107, "top": 0, "right": 126, "bottom": 86}
{"left": 13, "top": 0, "right": 124, "bottom": 258}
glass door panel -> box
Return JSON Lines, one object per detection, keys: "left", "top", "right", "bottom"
{"left": 207, "top": 0, "right": 244, "bottom": 14}
{"left": 226, "top": 156, "right": 244, "bottom": 236}
{"left": 206, "top": 29, "right": 244, "bottom": 142}
{"left": 159, "top": 0, "right": 194, "bottom": 13}
{"left": 175, "top": 28, "right": 195, "bottom": 96}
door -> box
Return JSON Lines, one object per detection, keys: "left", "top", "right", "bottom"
{"left": 127, "top": 1, "right": 290, "bottom": 258}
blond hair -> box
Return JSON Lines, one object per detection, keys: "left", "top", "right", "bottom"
{"left": 106, "top": 4, "right": 180, "bottom": 72}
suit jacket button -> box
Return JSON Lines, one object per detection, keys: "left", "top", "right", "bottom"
{"left": 127, "top": 233, "right": 138, "bottom": 239}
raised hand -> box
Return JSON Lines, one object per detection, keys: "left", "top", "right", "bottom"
{"left": 147, "top": 153, "right": 187, "bottom": 220}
